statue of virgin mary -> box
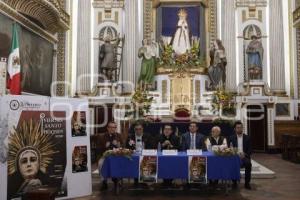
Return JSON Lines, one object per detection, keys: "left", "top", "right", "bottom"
{"left": 172, "top": 9, "right": 191, "bottom": 55}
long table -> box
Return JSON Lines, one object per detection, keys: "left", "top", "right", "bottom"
{"left": 101, "top": 151, "right": 241, "bottom": 181}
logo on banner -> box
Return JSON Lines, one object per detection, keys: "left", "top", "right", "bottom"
{"left": 139, "top": 156, "right": 158, "bottom": 183}
{"left": 9, "top": 99, "right": 43, "bottom": 110}
{"left": 9, "top": 100, "right": 20, "bottom": 110}
{"left": 188, "top": 156, "right": 207, "bottom": 183}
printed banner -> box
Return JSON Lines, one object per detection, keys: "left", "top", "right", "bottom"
{"left": 139, "top": 156, "right": 157, "bottom": 183}
{"left": 7, "top": 111, "right": 67, "bottom": 199}
{"left": 72, "top": 146, "right": 88, "bottom": 173}
{"left": 188, "top": 156, "right": 207, "bottom": 184}
{"left": 71, "top": 111, "right": 87, "bottom": 137}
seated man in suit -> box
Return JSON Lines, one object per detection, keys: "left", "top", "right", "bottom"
{"left": 181, "top": 122, "right": 206, "bottom": 151}
{"left": 158, "top": 124, "right": 179, "bottom": 150}
{"left": 126, "top": 123, "right": 154, "bottom": 187}
{"left": 157, "top": 124, "right": 179, "bottom": 187}
{"left": 126, "top": 123, "right": 153, "bottom": 151}
{"left": 228, "top": 121, "right": 252, "bottom": 190}
{"left": 99, "top": 121, "right": 122, "bottom": 191}
{"left": 205, "top": 126, "right": 227, "bottom": 150}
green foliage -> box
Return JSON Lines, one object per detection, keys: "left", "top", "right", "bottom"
{"left": 125, "top": 88, "right": 154, "bottom": 119}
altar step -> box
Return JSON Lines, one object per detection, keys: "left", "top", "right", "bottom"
{"left": 92, "top": 159, "right": 275, "bottom": 179}
{"left": 241, "top": 160, "right": 275, "bottom": 179}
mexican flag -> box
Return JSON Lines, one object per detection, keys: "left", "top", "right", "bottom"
{"left": 7, "top": 23, "right": 21, "bottom": 95}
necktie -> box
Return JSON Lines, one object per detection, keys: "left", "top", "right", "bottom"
{"left": 191, "top": 134, "right": 195, "bottom": 149}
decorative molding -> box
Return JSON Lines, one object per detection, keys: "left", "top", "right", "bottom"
{"left": 153, "top": 0, "right": 209, "bottom": 8}
{"left": 3, "top": 0, "right": 70, "bottom": 33}
{"left": 56, "top": 32, "right": 66, "bottom": 96}
{"left": 144, "top": 0, "right": 152, "bottom": 41}
{"left": 93, "top": 0, "right": 124, "bottom": 9}
{"left": 0, "top": 1, "right": 57, "bottom": 43}
{"left": 56, "top": 0, "right": 66, "bottom": 96}
{"left": 162, "top": 80, "right": 167, "bottom": 103}
{"left": 208, "top": 0, "right": 217, "bottom": 43}
{"left": 195, "top": 80, "right": 201, "bottom": 103}
{"left": 297, "top": 28, "right": 300, "bottom": 98}
{"left": 268, "top": 108, "right": 275, "bottom": 146}
{"left": 235, "top": 0, "right": 267, "bottom": 8}
{"left": 294, "top": 6, "right": 300, "bottom": 26}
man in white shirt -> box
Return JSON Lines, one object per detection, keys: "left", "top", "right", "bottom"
{"left": 205, "top": 126, "right": 227, "bottom": 150}
{"left": 228, "top": 121, "right": 252, "bottom": 190}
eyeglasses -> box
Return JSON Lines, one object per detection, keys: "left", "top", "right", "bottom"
{"left": 108, "top": 126, "right": 117, "bottom": 128}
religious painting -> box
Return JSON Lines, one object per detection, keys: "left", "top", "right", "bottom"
{"left": 7, "top": 111, "right": 67, "bottom": 199}
{"left": 0, "top": 13, "right": 54, "bottom": 96}
{"left": 72, "top": 146, "right": 88, "bottom": 173}
{"left": 71, "top": 111, "right": 87, "bottom": 137}
{"left": 188, "top": 156, "right": 207, "bottom": 183}
{"left": 156, "top": 4, "right": 206, "bottom": 57}
{"left": 139, "top": 156, "right": 157, "bottom": 183}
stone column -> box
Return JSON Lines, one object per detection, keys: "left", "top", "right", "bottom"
{"left": 76, "top": 0, "right": 91, "bottom": 94}
{"left": 123, "top": 0, "right": 137, "bottom": 88}
{"left": 221, "top": 0, "right": 237, "bottom": 91}
{"left": 269, "top": 0, "right": 286, "bottom": 95}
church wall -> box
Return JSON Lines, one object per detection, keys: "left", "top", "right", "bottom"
{"left": 0, "top": 4, "right": 55, "bottom": 96}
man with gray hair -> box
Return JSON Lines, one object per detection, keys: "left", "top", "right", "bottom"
{"left": 205, "top": 126, "right": 227, "bottom": 150}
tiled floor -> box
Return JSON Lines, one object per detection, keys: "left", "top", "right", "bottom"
{"left": 74, "top": 154, "right": 300, "bottom": 200}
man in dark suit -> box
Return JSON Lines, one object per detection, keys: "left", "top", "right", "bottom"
{"left": 158, "top": 124, "right": 180, "bottom": 150}
{"left": 100, "top": 121, "right": 122, "bottom": 191}
{"left": 126, "top": 123, "right": 154, "bottom": 151}
{"left": 228, "top": 121, "right": 252, "bottom": 190}
{"left": 181, "top": 122, "right": 206, "bottom": 151}
{"left": 157, "top": 124, "right": 179, "bottom": 187}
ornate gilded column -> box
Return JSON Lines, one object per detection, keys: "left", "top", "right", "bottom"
{"left": 76, "top": 0, "right": 91, "bottom": 94}
{"left": 269, "top": 0, "right": 286, "bottom": 95}
{"left": 221, "top": 0, "right": 236, "bottom": 91}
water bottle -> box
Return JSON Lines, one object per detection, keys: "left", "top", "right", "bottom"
{"left": 157, "top": 142, "right": 161, "bottom": 152}
{"left": 230, "top": 142, "right": 233, "bottom": 149}
{"left": 207, "top": 143, "right": 212, "bottom": 152}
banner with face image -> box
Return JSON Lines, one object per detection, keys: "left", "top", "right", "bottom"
{"left": 139, "top": 156, "right": 158, "bottom": 183}
{"left": 7, "top": 111, "right": 67, "bottom": 199}
{"left": 188, "top": 156, "right": 207, "bottom": 183}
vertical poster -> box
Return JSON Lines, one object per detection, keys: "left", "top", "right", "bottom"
{"left": 188, "top": 156, "right": 207, "bottom": 183}
{"left": 71, "top": 111, "right": 87, "bottom": 137}
{"left": 7, "top": 111, "right": 67, "bottom": 199}
{"left": 72, "top": 146, "right": 88, "bottom": 173}
{"left": 139, "top": 156, "right": 158, "bottom": 183}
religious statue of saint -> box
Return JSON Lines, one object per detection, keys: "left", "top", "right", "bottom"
{"left": 172, "top": 8, "right": 191, "bottom": 55}
{"left": 246, "top": 35, "right": 263, "bottom": 80}
{"left": 208, "top": 39, "right": 227, "bottom": 89}
{"left": 99, "top": 35, "right": 120, "bottom": 82}
{"left": 138, "top": 39, "right": 159, "bottom": 88}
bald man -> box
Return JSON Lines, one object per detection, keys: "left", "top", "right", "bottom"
{"left": 205, "top": 126, "right": 227, "bottom": 149}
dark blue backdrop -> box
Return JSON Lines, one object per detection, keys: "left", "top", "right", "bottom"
{"left": 161, "top": 6, "right": 200, "bottom": 37}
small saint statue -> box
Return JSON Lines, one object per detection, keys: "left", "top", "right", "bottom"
{"left": 98, "top": 34, "right": 120, "bottom": 82}
{"left": 246, "top": 35, "right": 263, "bottom": 80}
{"left": 172, "top": 8, "right": 191, "bottom": 55}
{"left": 208, "top": 39, "right": 227, "bottom": 89}
{"left": 138, "top": 39, "right": 159, "bottom": 89}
